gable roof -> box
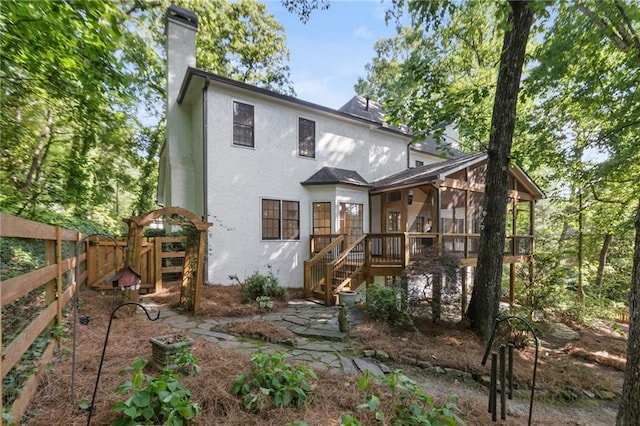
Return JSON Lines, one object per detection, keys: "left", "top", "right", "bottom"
{"left": 371, "top": 153, "right": 546, "bottom": 200}
{"left": 339, "top": 96, "right": 466, "bottom": 159}
{"left": 371, "top": 152, "right": 487, "bottom": 192}
{"left": 301, "top": 167, "right": 370, "bottom": 187}
{"left": 178, "top": 68, "right": 411, "bottom": 138}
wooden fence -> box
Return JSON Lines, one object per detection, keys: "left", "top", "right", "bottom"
{"left": 0, "top": 213, "right": 186, "bottom": 422}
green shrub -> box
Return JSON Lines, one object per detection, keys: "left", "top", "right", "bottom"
{"left": 111, "top": 356, "right": 201, "bottom": 426}
{"left": 240, "top": 268, "right": 285, "bottom": 303}
{"left": 363, "top": 284, "right": 413, "bottom": 328}
{"left": 232, "top": 351, "right": 317, "bottom": 412}
{"left": 355, "top": 370, "right": 464, "bottom": 425}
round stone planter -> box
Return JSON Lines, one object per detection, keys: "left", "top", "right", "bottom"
{"left": 150, "top": 334, "right": 195, "bottom": 371}
{"left": 338, "top": 290, "right": 357, "bottom": 307}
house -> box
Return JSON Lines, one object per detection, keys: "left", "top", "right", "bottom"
{"left": 157, "top": 5, "right": 545, "bottom": 306}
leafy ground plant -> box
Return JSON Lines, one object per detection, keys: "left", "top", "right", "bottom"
{"left": 232, "top": 351, "right": 317, "bottom": 412}
{"left": 239, "top": 266, "right": 286, "bottom": 303}
{"left": 111, "top": 357, "right": 201, "bottom": 426}
{"left": 352, "top": 369, "right": 464, "bottom": 425}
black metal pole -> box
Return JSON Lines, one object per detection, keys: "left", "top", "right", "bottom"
{"left": 86, "top": 302, "right": 160, "bottom": 426}
{"left": 72, "top": 233, "right": 120, "bottom": 404}
{"left": 500, "top": 344, "right": 506, "bottom": 420}
{"left": 508, "top": 342, "right": 514, "bottom": 400}
{"left": 481, "top": 315, "right": 539, "bottom": 426}
{"left": 490, "top": 351, "right": 497, "bottom": 422}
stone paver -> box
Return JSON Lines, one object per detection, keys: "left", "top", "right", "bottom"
{"left": 138, "top": 297, "right": 384, "bottom": 377}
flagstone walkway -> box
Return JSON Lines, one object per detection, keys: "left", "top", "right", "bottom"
{"left": 139, "top": 297, "right": 388, "bottom": 376}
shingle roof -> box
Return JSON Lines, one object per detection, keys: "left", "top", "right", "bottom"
{"left": 338, "top": 96, "right": 410, "bottom": 134}
{"left": 371, "top": 152, "right": 487, "bottom": 192}
{"left": 339, "top": 95, "right": 465, "bottom": 158}
{"left": 301, "top": 167, "right": 370, "bottom": 187}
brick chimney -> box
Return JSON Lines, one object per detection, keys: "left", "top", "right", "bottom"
{"left": 163, "top": 5, "right": 198, "bottom": 210}
{"left": 166, "top": 4, "right": 197, "bottom": 111}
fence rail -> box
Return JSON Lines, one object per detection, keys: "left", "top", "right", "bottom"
{"left": 1, "top": 213, "right": 82, "bottom": 421}
{"left": 0, "top": 213, "right": 187, "bottom": 422}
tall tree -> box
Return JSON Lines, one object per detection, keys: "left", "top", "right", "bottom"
{"left": 465, "top": 1, "right": 535, "bottom": 339}
{"left": 618, "top": 200, "right": 640, "bottom": 425}
{"left": 355, "top": 1, "right": 505, "bottom": 152}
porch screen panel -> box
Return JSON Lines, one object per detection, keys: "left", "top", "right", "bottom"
{"left": 262, "top": 199, "right": 280, "bottom": 240}
{"left": 515, "top": 200, "right": 532, "bottom": 254}
{"left": 469, "top": 191, "right": 483, "bottom": 255}
{"left": 470, "top": 191, "right": 483, "bottom": 234}
{"left": 440, "top": 188, "right": 466, "bottom": 234}
{"left": 282, "top": 201, "right": 300, "bottom": 240}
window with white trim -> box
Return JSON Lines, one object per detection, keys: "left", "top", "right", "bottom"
{"left": 298, "top": 117, "right": 315, "bottom": 158}
{"left": 261, "top": 199, "right": 300, "bottom": 240}
{"left": 233, "top": 101, "right": 254, "bottom": 147}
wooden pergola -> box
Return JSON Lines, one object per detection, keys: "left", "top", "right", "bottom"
{"left": 125, "top": 207, "right": 211, "bottom": 313}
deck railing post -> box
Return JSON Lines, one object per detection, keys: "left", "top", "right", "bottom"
{"left": 325, "top": 263, "right": 334, "bottom": 305}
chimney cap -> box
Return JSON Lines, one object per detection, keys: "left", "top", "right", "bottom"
{"left": 167, "top": 4, "right": 198, "bottom": 29}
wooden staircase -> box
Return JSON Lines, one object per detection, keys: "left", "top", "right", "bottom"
{"left": 304, "top": 235, "right": 367, "bottom": 305}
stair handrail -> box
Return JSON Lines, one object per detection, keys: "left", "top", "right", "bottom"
{"left": 327, "top": 234, "right": 367, "bottom": 268}
{"left": 307, "top": 234, "right": 344, "bottom": 264}
{"left": 304, "top": 235, "right": 345, "bottom": 299}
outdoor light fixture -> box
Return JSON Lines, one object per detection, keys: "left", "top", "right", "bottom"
{"left": 408, "top": 190, "right": 414, "bottom": 205}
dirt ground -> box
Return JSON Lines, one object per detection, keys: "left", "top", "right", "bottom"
{"left": 20, "top": 283, "right": 626, "bottom": 425}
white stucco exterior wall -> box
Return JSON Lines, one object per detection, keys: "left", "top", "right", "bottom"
{"left": 202, "top": 83, "right": 412, "bottom": 287}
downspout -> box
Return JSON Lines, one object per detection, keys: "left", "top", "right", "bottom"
{"left": 407, "top": 142, "right": 412, "bottom": 169}
{"left": 202, "top": 79, "right": 210, "bottom": 284}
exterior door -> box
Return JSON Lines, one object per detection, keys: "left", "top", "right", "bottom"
{"left": 339, "top": 203, "right": 363, "bottom": 246}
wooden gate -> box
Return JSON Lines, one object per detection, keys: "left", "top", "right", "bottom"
{"left": 86, "top": 236, "right": 187, "bottom": 293}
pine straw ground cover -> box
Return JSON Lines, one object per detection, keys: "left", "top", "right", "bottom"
{"left": 21, "top": 284, "right": 625, "bottom": 425}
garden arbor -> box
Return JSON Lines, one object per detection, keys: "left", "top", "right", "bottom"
{"left": 125, "top": 207, "right": 211, "bottom": 312}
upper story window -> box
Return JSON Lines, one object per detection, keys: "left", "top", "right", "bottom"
{"left": 298, "top": 118, "right": 315, "bottom": 158}
{"left": 415, "top": 160, "right": 424, "bottom": 167}
{"left": 233, "top": 101, "right": 254, "bottom": 147}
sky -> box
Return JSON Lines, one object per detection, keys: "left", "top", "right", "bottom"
{"left": 263, "top": 0, "right": 398, "bottom": 110}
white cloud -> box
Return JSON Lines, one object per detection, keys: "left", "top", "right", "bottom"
{"left": 354, "top": 25, "right": 373, "bottom": 39}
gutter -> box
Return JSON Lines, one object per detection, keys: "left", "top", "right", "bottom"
{"left": 202, "top": 79, "right": 209, "bottom": 284}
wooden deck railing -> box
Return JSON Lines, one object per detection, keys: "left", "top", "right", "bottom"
{"left": 306, "top": 231, "right": 536, "bottom": 305}
{"left": 327, "top": 235, "right": 367, "bottom": 302}
{"left": 303, "top": 235, "right": 345, "bottom": 302}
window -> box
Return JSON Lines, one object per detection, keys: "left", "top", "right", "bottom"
{"left": 298, "top": 118, "right": 315, "bottom": 158}
{"left": 415, "top": 160, "right": 424, "bottom": 167}
{"left": 414, "top": 216, "right": 424, "bottom": 232}
{"left": 339, "top": 203, "right": 364, "bottom": 246}
{"left": 313, "top": 202, "right": 331, "bottom": 234}
{"left": 233, "top": 101, "right": 254, "bottom": 147}
{"left": 386, "top": 191, "right": 401, "bottom": 202}
{"left": 387, "top": 210, "right": 401, "bottom": 232}
{"left": 261, "top": 199, "right": 299, "bottom": 240}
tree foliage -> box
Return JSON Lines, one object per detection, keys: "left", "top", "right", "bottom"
{"left": 1, "top": 0, "right": 294, "bottom": 232}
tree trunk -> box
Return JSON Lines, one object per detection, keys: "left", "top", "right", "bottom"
{"left": 616, "top": 199, "right": 640, "bottom": 425}
{"left": 180, "top": 230, "right": 199, "bottom": 310}
{"left": 596, "top": 233, "right": 614, "bottom": 298}
{"left": 432, "top": 271, "right": 442, "bottom": 323}
{"left": 577, "top": 190, "right": 585, "bottom": 303}
{"left": 466, "top": 1, "right": 535, "bottom": 340}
